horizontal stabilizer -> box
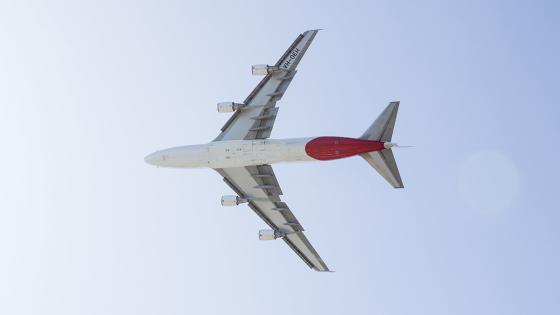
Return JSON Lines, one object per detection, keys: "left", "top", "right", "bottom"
{"left": 361, "top": 150, "right": 403, "bottom": 188}
{"left": 361, "top": 101, "right": 399, "bottom": 142}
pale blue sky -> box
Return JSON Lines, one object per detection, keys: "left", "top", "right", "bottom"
{"left": 1, "top": 1, "right": 559, "bottom": 314}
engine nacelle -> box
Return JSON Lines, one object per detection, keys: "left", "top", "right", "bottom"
{"left": 221, "top": 195, "right": 247, "bottom": 206}
{"left": 217, "top": 102, "right": 245, "bottom": 113}
{"left": 251, "top": 64, "right": 280, "bottom": 76}
{"left": 258, "top": 229, "right": 279, "bottom": 240}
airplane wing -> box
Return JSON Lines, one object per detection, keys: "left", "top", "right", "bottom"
{"left": 214, "top": 29, "right": 320, "bottom": 141}
{"left": 215, "top": 165, "right": 330, "bottom": 271}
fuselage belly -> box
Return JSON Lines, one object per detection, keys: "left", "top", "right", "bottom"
{"left": 145, "top": 136, "right": 387, "bottom": 169}
{"left": 145, "top": 137, "right": 313, "bottom": 168}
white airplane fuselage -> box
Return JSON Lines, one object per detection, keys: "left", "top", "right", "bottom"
{"left": 145, "top": 136, "right": 388, "bottom": 169}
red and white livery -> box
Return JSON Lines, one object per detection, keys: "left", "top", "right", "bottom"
{"left": 145, "top": 30, "right": 406, "bottom": 271}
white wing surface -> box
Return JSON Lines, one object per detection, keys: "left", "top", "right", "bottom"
{"left": 214, "top": 30, "right": 328, "bottom": 271}
{"left": 214, "top": 30, "right": 320, "bottom": 141}
{"left": 215, "top": 165, "right": 330, "bottom": 271}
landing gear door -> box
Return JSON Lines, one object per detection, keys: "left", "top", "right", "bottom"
{"left": 253, "top": 140, "right": 266, "bottom": 151}
{"left": 242, "top": 142, "right": 252, "bottom": 153}
{"left": 251, "top": 140, "right": 266, "bottom": 164}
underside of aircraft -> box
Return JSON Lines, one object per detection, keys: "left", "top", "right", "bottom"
{"left": 145, "top": 30, "right": 406, "bottom": 271}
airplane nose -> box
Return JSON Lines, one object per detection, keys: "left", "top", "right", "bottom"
{"left": 144, "top": 151, "right": 163, "bottom": 166}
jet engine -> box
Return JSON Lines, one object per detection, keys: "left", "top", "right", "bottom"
{"left": 217, "top": 102, "right": 245, "bottom": 113}
{"left": 259, "top": 229, "right": 281, "bottom": 240}
{"left": 251, "top": 64, "right": 281, "bottom": 76}
{"left": 221, "top": 195, "right": 247, "bottom": 206}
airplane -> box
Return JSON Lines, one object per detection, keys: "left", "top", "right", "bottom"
{"left": 145, "top": 30, "right": 405, "bottom": 272}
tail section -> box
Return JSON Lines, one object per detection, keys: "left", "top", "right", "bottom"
{"left": 360, "top": 102, "right": 404, "bottom": 188}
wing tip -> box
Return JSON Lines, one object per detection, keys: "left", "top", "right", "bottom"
{"left": 304, "top": 29, "right": 324, "bottom": 35}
